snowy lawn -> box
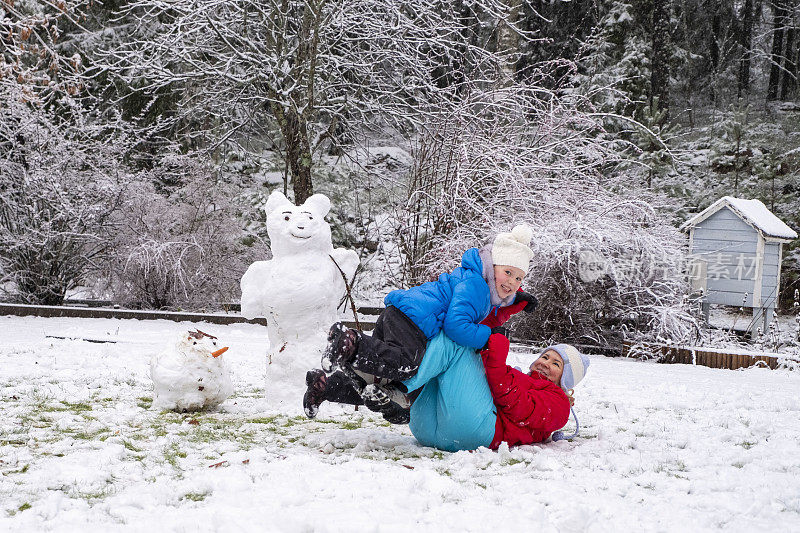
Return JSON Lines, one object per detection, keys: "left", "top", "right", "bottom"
{"left": 1, "top": 316, "right": 799, "bottom": 532}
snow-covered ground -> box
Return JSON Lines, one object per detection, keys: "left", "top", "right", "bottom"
{"left": 1, "top": 316, "right": 799, "bottom": 532}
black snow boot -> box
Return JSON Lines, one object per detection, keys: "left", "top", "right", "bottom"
{"left": 303, "top": 369, "right": 367, "bottom": 418}
{"left": 303, "top": 369, "right": 328, "bottom": 418}
{"left": 320, "top": 322, "right": 360, "bottom": 373}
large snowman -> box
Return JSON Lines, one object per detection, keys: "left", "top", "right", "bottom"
{"left": 240, "top": 191, "right": 358, "bottom": 408}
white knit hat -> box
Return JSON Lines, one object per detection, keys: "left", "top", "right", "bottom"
{"left": 491, "top": 224, "right": 534, "bottom": 273}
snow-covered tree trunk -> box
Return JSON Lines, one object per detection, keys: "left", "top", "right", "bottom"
{"left": 496, "top": 0, "right": 522, "bottom": 84}
{"left": 780, "top": 14, "right": 798, "bottom": 99}
{"left": 737, "top": 0, "right": 757, "bottom": 97}
{"left": 651, "top": 0, "right": 672, "bottom": 118}
{"left": 768, "top": 2, "right": 788, "bottom": 101}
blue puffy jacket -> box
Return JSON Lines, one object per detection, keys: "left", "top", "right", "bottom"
{"left": 384, "top": 248, "right": 493, "bottom": 349}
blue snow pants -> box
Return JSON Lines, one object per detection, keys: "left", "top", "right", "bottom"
{"left": 402, "top": 331, "right": 497, "bottom": 452}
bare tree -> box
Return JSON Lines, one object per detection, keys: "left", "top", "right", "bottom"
{"left": 95, "top": 0, "right": 541, "bottom": 203}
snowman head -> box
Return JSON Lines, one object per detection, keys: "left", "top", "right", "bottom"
{"left": 264, "top": 191, "right": 333, "bottom": 257}
{"left": 176, "top": 330, "right": 228, "bottom": 358}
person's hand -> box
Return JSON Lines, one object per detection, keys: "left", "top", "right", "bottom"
{"left": 491, "top": 326, "right": 510, "bottom": 337}
{"left": 514, "top": 291, "right": 538, "bottom": 313}
{"left": 482, "top": 327, "right": 512, "bottom": 359}
{"left": 484, "top": 326, "right": 511, "bottom": 349}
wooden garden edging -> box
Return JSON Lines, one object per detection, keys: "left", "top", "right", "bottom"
{"left": 0, "top": 302, "right": 380, "bottom": 331}
{"left": 621, "top": 340, "right": 788, "bottom": 370}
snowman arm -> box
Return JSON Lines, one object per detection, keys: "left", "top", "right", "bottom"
{"left": 240, "top": 261, "right": 272, "bottom": 319}
{"left": 330, "top": 249, "right": 359, "bottom": 281}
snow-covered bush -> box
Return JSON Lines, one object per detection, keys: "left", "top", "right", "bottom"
{"left": 0, "top": 88, "right": 127, "bottom": 305}
{"left": 393, "top": 81, "right": 698, "bottom": 347}
{"left": 509, "top": 205, "right": 698, "bottom": 348}
{"left": 103, "top": 154, "right": 267, "bottom": 310}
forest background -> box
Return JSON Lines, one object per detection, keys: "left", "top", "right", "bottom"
{"left": 2, "top": 0, "right": 800, "bottom": 352}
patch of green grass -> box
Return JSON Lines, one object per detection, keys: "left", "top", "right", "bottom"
{"left": 122, "top": 439, "right": 143, "bottom": 453}
{"left": 503, "top": 458, "right": 526, "bottom": 467}
{"left": 183, "top": 423, "right": 259, "bottom": 448}
{"left": 182, "top": 491, "right": 210, "bottom": 502}
{"left": 74, "top": 487, "right": 113, "bottom": 502}
{"left": 70, "top": 428, "right": 111, "bottom": 441}
{"left": 738, "top": 440, "right": 757, "bottom": 449}
{"left": 248, "top": 416, "right": 279, "bottom": 425}
{"left": 18, "top": 502, "right": 31, "bottom": 512}
{"left": 732, "top": 461, "right": 745, "bottom": 469}
{"left": 6, "top": 464, "right": 30, "bottom": 475}
{"left": 137, "top": 397, "right": 153, "bottom": 409}
{"left": 60, "top": 401, "right": 93, "bottom": 413}
{"left": 0, "top": 439, "right": 27, "bottom": 446}
{"left": 340, "top": 419, "right": 363, "bottom": 430}
{"left": 282, "top": 416, "right": 308, "bottom": 427}
{"left": 163, "top": 443, "right": 187, "bottom": 470}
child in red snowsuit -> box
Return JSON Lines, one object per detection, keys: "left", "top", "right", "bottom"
{"left": 480, "top": 306, "right": 590, "bottom": 446}
{"left": 403, "top": 302, "right": 589, "bottom": 451}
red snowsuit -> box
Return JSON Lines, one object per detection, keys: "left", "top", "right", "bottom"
{"left": 480, "top": 300, "right": 571, "bottom": 449}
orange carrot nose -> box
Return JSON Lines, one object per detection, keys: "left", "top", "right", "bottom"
{"left": 211, "top": 347, "right": 229, "bottom": 358}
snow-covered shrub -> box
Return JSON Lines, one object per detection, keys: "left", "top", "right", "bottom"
{"left": 394, "top": 81, "right": 698, "bottom": 347}
{"left": 104, "top": 154, "right": 266, "bottom": 310}
{"left": 0, "top": 88, "right": 126, "bottom": 305}
{"left": 508, "top": 201, "right": 700, "bottom": 348}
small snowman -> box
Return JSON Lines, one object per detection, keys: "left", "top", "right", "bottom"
{"left": 150, "top": 330, "right": 233, "bottom": 412}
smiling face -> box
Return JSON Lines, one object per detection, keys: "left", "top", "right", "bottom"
{"left": 264, "top": 191, "right": 333, "bottom": 257}
{"left": 280, "top": 209, "right": 317, "bottom": 240}
{"left": 493, "top": 265, "right": 525, "bottom": 299}
{"left": 529, "top": 349, "right": 564, "bottom": 385}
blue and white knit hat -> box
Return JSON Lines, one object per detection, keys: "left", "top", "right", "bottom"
{"left": 544, "top": 344, "right": 590, "bottom": 442}
{"left": 547, "top": 343, "right": 590, "bottom": 391}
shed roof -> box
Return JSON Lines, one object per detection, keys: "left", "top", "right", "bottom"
{"left": 680, "top": 196, "right": 798, "bottom": 241}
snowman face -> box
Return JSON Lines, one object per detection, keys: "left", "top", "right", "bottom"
{"left": 178, "top": 332, "right": 228, "bottom": 358}
{"left": 264, "top": 191, "right": 333, "bottom": 256}
{"left": 278, "top": 209, "right": 319, "bottom": 241}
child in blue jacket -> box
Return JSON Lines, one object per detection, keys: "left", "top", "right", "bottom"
{"left": 304, "top": 224, "right": 538, "bottom": 421}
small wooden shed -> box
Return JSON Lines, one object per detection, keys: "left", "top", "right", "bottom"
{"left": 680, "top": 196, "right": 797, "bottom": 337}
